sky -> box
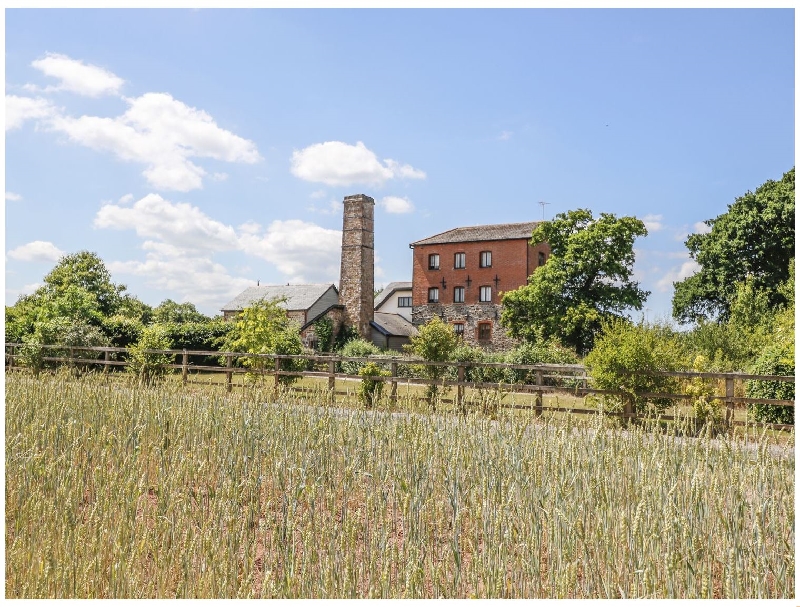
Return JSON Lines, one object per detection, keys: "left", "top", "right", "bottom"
{"left": 4, "top": 8, "right": 795, "bottom": 320}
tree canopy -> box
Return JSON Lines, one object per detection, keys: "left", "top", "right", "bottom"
{"left": 501, "top": 209, "right": 649, "bottom": 354}
{"left": 42, "top": 250, "right": 127, "bottom": 317}
{"left": 672, "top": 168, "right": 795, "bottom": 324}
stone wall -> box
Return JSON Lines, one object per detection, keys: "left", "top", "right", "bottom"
{"left": 412, "top": 303, "right": 519, "bottom": 352}
{"left": 339, "top": 194, "right": 375, "bottom": 340}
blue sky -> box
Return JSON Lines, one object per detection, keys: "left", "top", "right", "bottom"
{"left": 5, "top": 8, "right": 795, "bottom": 320}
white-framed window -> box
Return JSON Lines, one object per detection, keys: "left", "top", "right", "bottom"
{"left": 398, "top": 296, "right": 412, "bottom": 307}
{"left": 454, "top": 252, "right": 466, "bottom": 269}
{"left": 453, "top": 323, "right": 465, "bottom": 336}
{"left": 428, "top": 287, "right": 439, "bottom": 303}
{"left": 453, "top": 286, "right": 465, "bottom": 303}
{"left": 480, "top": 251, "right": 492, "bottom": 268}
{"left": 478, "top": 323, "right": 492, "bottom": 341}
{"left": 429, "top": 254, "right": 440, "bottom": 270}
{"left": 479, "top": 286, "right": 492, "bottom": 302}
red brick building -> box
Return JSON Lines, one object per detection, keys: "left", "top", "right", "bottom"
{"left": 409, "top": 222, "right": 549, "bottom": 350}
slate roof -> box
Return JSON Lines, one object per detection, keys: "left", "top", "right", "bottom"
{"left": 371, "top": 312, "right": 418, "bottom": 337}
{"left": 410, "top": 221, "right": 540, "bottom": 246}
{"left": 221, "top": 284, "right": 337, "bottom": 312}
{"left": 374, "top": 281, "right": 412, "bottom": 310}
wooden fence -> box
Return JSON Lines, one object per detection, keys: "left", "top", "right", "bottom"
{"left": 5, "top": 343, "right": 795, "bottom": 430}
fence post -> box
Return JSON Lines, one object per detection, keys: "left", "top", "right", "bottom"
{"left": 225, "top": 354, "right": 233, "bottom": 393}
{"left": 182, "top": 349, "right": 189, "bottom": 385}
{"left": 457, "top": 365, "right": 465, "bottom": 414}
{"left": 274, "top": 356, "right": 281, "bottom": 393}
{"left": 328, "top": 359, "right": 336, "bottom": 403}
{"left": 725, "top": 377, "right": 735, "bottom": 428}
{"left": 103, "top": 349, "right": 110, "bottom": 376}
{"left": 390, "top": 361, "right": 398, "bottom": 407}
{"left": 535, "top": 369, "right": 544, "bottom": 417}
{"left": 7, "top": 344, "right": 14, "bottom": 371}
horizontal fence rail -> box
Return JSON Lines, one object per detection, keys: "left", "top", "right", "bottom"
{"left": 5, "top": 343, "right": 794, "bottom": 431}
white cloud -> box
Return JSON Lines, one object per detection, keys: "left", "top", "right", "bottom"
{"left": 379, "top": 195, "right": 415, "bottom": 214}
{"left": 94, "top": 194, "right": 343, "bottom": 302}
{"left": 211, "top": 172, "right": 229, "bottom": 181}
{"left": 291, "top": 141, "right": 426, "bottom": 187}
{"left": 238, "top": 219, "right": 341, "bottom": 281}
{"left": 5, "top": 191, "right": 22, "bottom": 201}
{"left": 307, "top": 199, "right": 342, "bottom": 215}
{"left": 5, "top": 95, "right": 56, "bottom": 130}
{"left": 498, "top": 130, "right": 512, "bottom": 141}
{"left": 48, "top": 92, "right": 260, "bottom": 191}
{"left": 6, "top": 282, "right": 43, "bottom": 301}
{"left": 7, "top": 240, "right": 64, "bottom": 262}
{"left": 29, "top": 52, "right": 125, "bottom": 97}
{"left": 693, "top": 221, "right": 712, "bottom": 234}
{"left": 642, "top": 214, "right": 664, "bottom": 232}
{"left": 94, "top": 193, "right": 240, "bottom": 252}
{"left": 309, "top": 189, "right": 327, "bottom": 199}
{"left": 656, "top": 258, "right": 700, "bottom": 292}
{"left": 117, "top": 193, "right": 134, "bottom": 205}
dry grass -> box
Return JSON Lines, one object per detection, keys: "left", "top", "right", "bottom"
{"left": 5, "top": 371, "right": 794, "bottom": 598}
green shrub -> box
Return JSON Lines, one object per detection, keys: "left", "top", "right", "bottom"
{"left": 405, "top": 317, "right": 459, "bottom": 403}
{"left": 128, "top": 325, "right": 174, "bottom": 386}
{"left": 585, "top": 319, "right": 687, "bottom": 417}
{"left": 338, "top": 338, "right": 383, "bottom": 375}
{"left": 747, "top": 342, "right": 794, "bottom": 425}
{"left": 684, "top": 355, "right": 723, "bottom": 431}
{"left": 18, "top": 318, "right": 109, "bottom": 375}
{"left": 313, "top": 316, "right": 334, "bottom": 352}
{"left": 503, "top": 340, "right": 580, "bottom": 385}
{"left": 359, "top": 361, "right": 390, "bottom": 408}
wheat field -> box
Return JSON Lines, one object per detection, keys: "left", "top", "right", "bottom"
{"left": 5, "top": 372, "right": 794, "bottom": 598}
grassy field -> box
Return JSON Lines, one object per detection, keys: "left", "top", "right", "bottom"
{"left": 5, "top": 371, "right": 794, "bottom": 598}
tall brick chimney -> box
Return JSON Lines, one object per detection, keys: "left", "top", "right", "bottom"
{"left": 339, "top": 194, "right": 375, "bottom": 340}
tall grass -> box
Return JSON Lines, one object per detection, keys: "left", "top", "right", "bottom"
{"left": 5, "top": 372, "right": 794, "bottom": 598}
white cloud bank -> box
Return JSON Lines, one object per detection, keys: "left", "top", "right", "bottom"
{"left": 655, "top": 257, "right": 700, "bottom": 292}
{"left": 49, "top": 92, "right": 261, "bottom": 191}
{"left": 5, "top": 191, "right": 23, "bottom": 201}
{"left": 693, "top": 221, "right": 712, "bottom": 234}
{"left": 7, "top": 53, "right": 261, "bottom": 191}
{"left": 642, "top": 214, "right": 664, "bottom": 232}
{"left": 379, "top": 195, "right": 415, "bottom": 214}
{"left": 7, "top": 240, "right": 64, "bottom": 262}
{"left": 291, "top": 141, "right": 426, "bottom": 187}
{"left": 94, "top": 194, "right": 343, "bottom": 306}
{"left": 28, "top": 52, "right": 125, "bottom": 97}
{"left": 5, "top": 95, "right": 56, "bottom": 130}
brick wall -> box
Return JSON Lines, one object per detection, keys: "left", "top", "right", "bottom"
{"left": 339, "top": 194, "right": 375, "bottom": 340}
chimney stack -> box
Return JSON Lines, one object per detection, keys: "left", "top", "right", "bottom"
{"left": 339, "top": 194, "right": 375, "bottom": 340}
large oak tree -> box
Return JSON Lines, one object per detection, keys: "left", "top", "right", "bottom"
{"left": 672, "top": 168, "right": 795, "bottom": 324}
{"left": 501, "top": 209, "right": 648, "bottom": 354}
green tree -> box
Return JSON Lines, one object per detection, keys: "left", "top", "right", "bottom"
{"left": 501, "top": 209, "right": 649, "bottom": 354}
{"left": 218, "top": 297, "right": 304, "bottom": 384}
{"left": 153, "top": 299, "right": 210, "bottom": 324}
{"left": 672, "top": 168, "right": 795, "bottom": 323}
{"left": 405, "top": 316, "right": 460, "bottom": 404}
{"left": 128, "top": 325, "right": 174, "bottom": 386}
{"left": 42, "top": 251, "right": 127, "bottom": 317}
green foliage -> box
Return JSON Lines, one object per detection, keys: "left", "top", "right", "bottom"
{"left": 333, "top": 324, "right": 359, "bottom": 352}
{"left": 672, "top": 168, "right": 795, "bottom": 323}
{"left": 100, "top": 315, "right": 145, "bottom": 349}
{"left": 503, "top": 339, "right": 580, "bottom": 385}
{"left": 115, "top": 295, "right": 153, "bottom": 324}
{"left": 153, "top": 299, "right": 209, "bottom": 324}
{"left": 218, "top": 297, "right": 304, "bottom": 384}
{"left": 501, "top": 208, "right": 649, "bottom": 354}
{"left": 313, "top": 316, "right": 334, "bottom": 352}
{"left": 406, "top": 316, "right": 460, "bottom": 402}
{"left": 18, "top": 318, "right": 109, "bottom": 375}
{"left": 128, "top": 325, "right": 174, "bottom": 386}
{"left": 746, "top": 341, "right": 794, "bottom": 425}
{"left": 358, "top": 361, "right": 390, "bottom": 409}
{"left": 339, "top": 338, "right": 383, "bottom": 375}
{"left": 585, "top": 318, "right": 687, "bottom": 417}
{"left": 42, "top": 251, "right": 127, "bottom": 317}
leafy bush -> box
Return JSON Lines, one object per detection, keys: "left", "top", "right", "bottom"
{"left": 503, "top": 340, "right": 580, "bottom": 385}
{"left": 359, "top": 361, "right": 390, "bottom": 409}
{"left": 684, "top": 355, "right": 722, "bottom": 430}
{"left": 747, "top": 342, "right": 794, "bottom": 425}
{"left": 18, "top": 318, "right": 109, "bottom": 375}
{"left": 338, "top": 338, "right": 383, "bottom": 375}
{"left": 101, "top": 315, "right": 145, "bottom": 349}
{"left": 585, "top": 319, "right": 687, "bottom": 417}
{"left": 405, "top": 317, "right": 459, "bottom": 403}
{"left": 128, "top": 325, "right": 174, "bottom": 386}
{"left": 312, "top": 316, "right": 334, "bottom": 352}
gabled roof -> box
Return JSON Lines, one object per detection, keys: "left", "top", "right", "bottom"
{"left": 371, "top": 312, "right": 418, "bottom": 338}
{"left": 410, "top": 221, "right": 540, "bottom": 246}
{"left": 374, "top": 281, "right": 412, "bottom": 309}
{"left": 221, "top": 284, "right": 337, "bottom": 312}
